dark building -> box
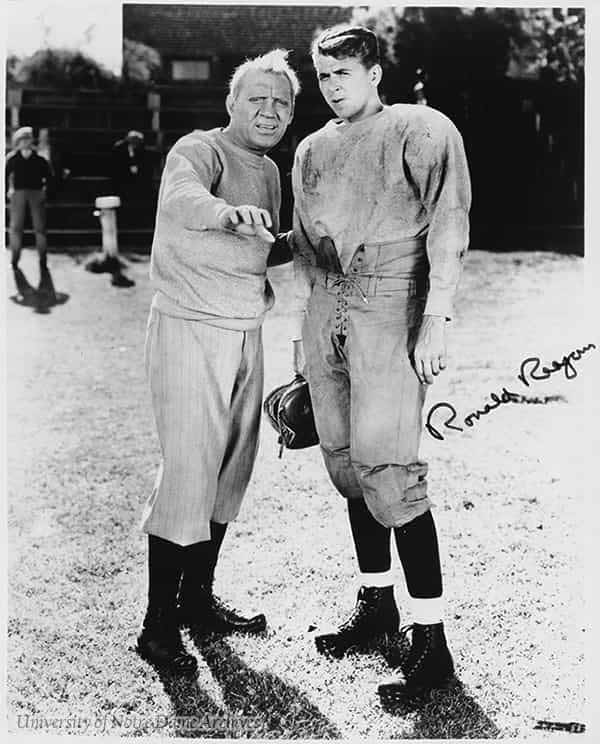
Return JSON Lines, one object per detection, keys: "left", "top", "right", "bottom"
{"left": 123, "top": 3, "right": 352, "bottom": 89}
{"left": 123, "top": 4, "right": 355, "bottom": 228}
{"left": 123, "top": 4, "right": 584, "bottom": 253}
{"left": 6, "top": 5, "right": 582, "bottom": 252}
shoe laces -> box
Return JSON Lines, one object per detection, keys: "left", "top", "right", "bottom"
{"left": 208, "top": 592, "right": 240, "bottom": 619}
{"left": 339, "top": 605, "right": 362, "bottom": 632}
{"left": 398, "top": 623, "right": 432, "bottom": 678}
{"left": 338, "top": 594, "right": 376, "bottom": 631}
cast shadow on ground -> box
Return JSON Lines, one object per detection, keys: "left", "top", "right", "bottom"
{"left": 84, "top": 253, "right": 135, "bottom": 287}
{"left": 151, "top": 667, "right": 234, "bottom": 739}
{"left": 378, "top": 637, "right": 500, "bottom": 739}
{"left": 192, "top": 632, "right": 341, "bottom": 738}
{"left": 143, "top": 633, "right": 341, "bottom": 739}
{"left": 9, "top": 265, "right": 69, "bottom": 314}
{"left": 382, "top": 679, "right": 500, "bottom": 739}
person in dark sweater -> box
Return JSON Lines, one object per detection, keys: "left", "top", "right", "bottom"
{"left": 110, "top": 130, "right": 155, "bottom": 203}
{"left": 6, "top": 126, "right": 51, "bottom": 274}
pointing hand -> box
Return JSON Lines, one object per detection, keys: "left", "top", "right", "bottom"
{"left": 220, "top": 205, "right": 275, "bottom": 243}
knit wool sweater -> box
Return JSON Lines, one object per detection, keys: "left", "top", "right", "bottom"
{"left": 150, "top": 128, "right": 281, "bottom": 329}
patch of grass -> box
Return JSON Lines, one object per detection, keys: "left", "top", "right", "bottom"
{"left": 6, "top": 251, "right": 588, "bottom": 737}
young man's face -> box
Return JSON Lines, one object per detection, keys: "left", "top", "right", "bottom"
{"left": 226, "top": 70, "right": 294, "bottom": 154}
{"left": 315, "top": 54, "right": 381, "bottom": 123}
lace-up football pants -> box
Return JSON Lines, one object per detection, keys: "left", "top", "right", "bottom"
{"left": 302, "top": 238, "right": 433, "bottom": 528}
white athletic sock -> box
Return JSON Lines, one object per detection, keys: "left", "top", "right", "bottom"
{"left": 359, "top": 570, "right": 394, "bottom": 588}
{"left": 411, "top": 596, "right": 445, "bottom": 625}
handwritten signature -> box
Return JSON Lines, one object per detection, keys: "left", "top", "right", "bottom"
{"left": 425, "top": 343, "right": 595, "bottom": 441}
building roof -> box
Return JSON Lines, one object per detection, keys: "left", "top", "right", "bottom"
{"left": 123, "top": 4, "right": 353, "bottom": 60}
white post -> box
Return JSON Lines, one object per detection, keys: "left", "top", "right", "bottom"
{"left": 86, "top": 195, "right": 134, "bottom": 285}
{"left": 93, "top": 195, "right": 121, "bottom": 258}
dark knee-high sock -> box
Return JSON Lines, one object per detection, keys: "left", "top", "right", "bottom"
{"left": 393, "top": 510, "right": 442, "bottom": 598}
{"left": 206, "top": 520, "right": 227, "bottom": 582}
{"left": 394, "top": 510, "right": 444, "bottom": 624}
{"left": 181, "top": 521, "right": 228, "bottom": 596}
{"left": 347, "top": 498, "right": 392, "bottom": 576}
{"left": 146, "top": 534, "right": 185, "bottom": 621}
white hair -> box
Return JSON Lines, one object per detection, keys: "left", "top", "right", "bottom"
{"left": 229, "top": 49, "right": 301, "bottom": 101}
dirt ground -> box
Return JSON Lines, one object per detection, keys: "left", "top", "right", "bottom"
{"left": 5, "top": 248, "right": 591, "bottom": 738}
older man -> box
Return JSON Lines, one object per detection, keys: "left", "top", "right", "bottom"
{"left": 137, "top": 49, "right": 299, "bottom": 673}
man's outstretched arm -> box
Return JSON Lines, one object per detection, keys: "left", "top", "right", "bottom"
{"left": 160, "top": 139, "right": 274, "bottom": 242}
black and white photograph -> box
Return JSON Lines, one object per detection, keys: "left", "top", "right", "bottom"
{"left": 3, "top": 0, "right": 595, "bottom": 739}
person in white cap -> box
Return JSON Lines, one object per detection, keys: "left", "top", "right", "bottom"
{"left": 5, "top": 126, "right": 52, "bottom": 274}
{"left": 111, "top": 130, "right": 154, "bottom": 203}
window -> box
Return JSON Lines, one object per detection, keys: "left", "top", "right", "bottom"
{"left": 171, "top": 60, "right": 210, "bottom": 81}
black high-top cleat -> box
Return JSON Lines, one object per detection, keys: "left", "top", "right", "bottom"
{"left": 137, "top": 608, "right": 198, "bottom": 674}
{"left": 377, "top": 622, "right": 454, "bottom": 704}
{"left": 179, "top": 585, "right": 266, "bottom": 636}
{"left": 315, "top": 585, "right": 399, "bottom": 659}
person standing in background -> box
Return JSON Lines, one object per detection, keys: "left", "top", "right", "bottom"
{"left": 6, "top": 126, "right": 51, "bottom": 279}
{"left": 111, "top": 130, "right": 154, "bottom": 203}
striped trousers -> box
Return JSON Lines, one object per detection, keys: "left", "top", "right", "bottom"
{"left": 140, "top": 307, "right": 263, "bottom": 545}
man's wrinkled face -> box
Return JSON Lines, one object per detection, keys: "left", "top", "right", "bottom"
{"left": 315, "top": 54, "right": 381, "bottom": 123}
{"left": 226, "top": 70, "right": 294, "bottom": 154}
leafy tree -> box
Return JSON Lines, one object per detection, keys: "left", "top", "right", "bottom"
{"left": 11, "top": 48, "right": 117, "bottom": 90}
{"left": 6, "top": 54, "right": 21, "bottom": 84}
{"left": 350, "top": 6, "right": 584, "bottom": 102}
{"left": 502, "top": 8, "right": 584, "bottom": 84}
{"left": 122, "top": 38, "right": 162, "bottom": 85}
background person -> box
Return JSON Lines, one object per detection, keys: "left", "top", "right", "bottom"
{"left": 111, "top": 129, "right": 155, "bottom": 203}
{"left": 6, "top": 126, "right": 51, "bottom": 278}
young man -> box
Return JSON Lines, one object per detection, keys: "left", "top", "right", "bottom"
{"left": 6, "top": 126, "right": 51, "bottom": 276}
{"left": 138, "top": 50, "right": 299, "bottom": 674}
{"left": 288, "top": 26, "right": 471, "bottom": 701}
